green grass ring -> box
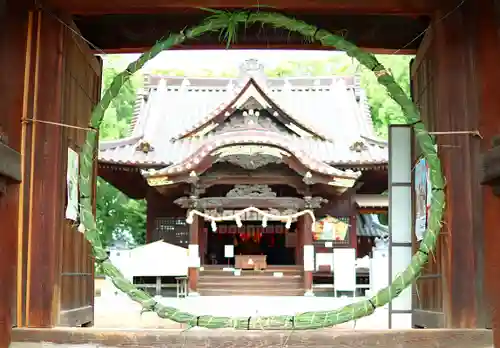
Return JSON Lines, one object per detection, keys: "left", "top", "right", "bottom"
{"left": 78, "top": 10, "right": 445, "bottom": 330}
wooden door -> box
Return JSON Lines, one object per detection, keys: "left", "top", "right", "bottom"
{"left": 0, "top": 141, "right": 22, "bottom": 337}
{"left": 410, "top": 28, "right": 447, "bottom": 328}
{"left": 57, "top": 21, "right": 102, "bottom": 327}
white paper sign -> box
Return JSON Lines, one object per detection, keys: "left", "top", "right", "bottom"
{"left": 65, "top": 148, "right": 79, "bottom": 221}
{"left": 333, "top": 248, "right": 356, "bottom": 292}
{"left": 303, "top": 245, "right": 315, "bottom": 271}
{"left": 188, "top": 244, "right": 200, "bottom": 268}
{"left": 224, "top": 245, "right": 234, "bottom": 258}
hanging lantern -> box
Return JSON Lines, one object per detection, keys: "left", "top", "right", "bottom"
{"left": 285, "top": 218, "right": 292, "bottom": 229}
{"left": 211, "top": 220, "right": 217, "bottom": 232}
{"left": 261, "top": 216, "right": 268, "bottom": 228}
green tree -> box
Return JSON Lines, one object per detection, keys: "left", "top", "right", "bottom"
{"left": 96, "top": 56, "right": 147, "bottom": 247}
{"left": 95, "top": 53, "right": 410, "bottom": 247}
{"left": 266, "top": 54, "right": 413, "bottom": 137}
{"left": 356, "top": 55, "right": 413, "bottom": 137}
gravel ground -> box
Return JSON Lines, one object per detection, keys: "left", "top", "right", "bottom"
{"left": 93, "top": 295, "right": 391, "bottom": 330}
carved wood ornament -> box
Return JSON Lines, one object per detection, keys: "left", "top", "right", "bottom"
{"left": 213, "top": 145, "right": 286, "bottom": 170}
{"left": 174, "top": 184, "right": 327, "bottom": 209}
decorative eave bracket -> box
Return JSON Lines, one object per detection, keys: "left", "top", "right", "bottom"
{"left": 481, "top": 136, "right": 500, "bottom": 196}
{"left": 174, "top": 196, "right": 328, "bottom": 210}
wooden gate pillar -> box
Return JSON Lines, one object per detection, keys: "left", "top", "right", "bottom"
{"left": 474, "top": 0, "right": 500, "bottom": 343}
{"left": 295, "top": 221, "right": 303, "bottom": 266}
{"left": 300, "top": 214, "right": 314, "bottom": 296}
{"left": 188, "top": 214, "right": 201, "bottom": 296}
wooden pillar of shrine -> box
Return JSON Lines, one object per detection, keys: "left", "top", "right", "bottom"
{"left": 198, "top": 219, "right": 206, "bottom": 265}
{"left": 0, "top": 3, "right": 28, "bottom": 345}
{"left": 300, "top": 214, "right": 314, "bottom": 296}
{"left": 474, "top": 0, "right": 500, "bottom": 343}
{"left": 349, "top": 214, "right": 357, "bottom": 250}
{"left": 412, "top": 0, "right": 499, "bottom": 331}
{"left": 295, "top": 221, "right": 303, "bottom": 266}
{"left": 188, "top": 214, "right": 201, "bottom": 296}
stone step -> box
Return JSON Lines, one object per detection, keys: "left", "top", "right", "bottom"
{"left": 200, "top": 267, "right": 303, "bottom": 277}
{"left": 198, "top": 287, "right": 305, "bottom": 296}
{"left": 199, "top": 273, "right": 302, "bottom": 280}
{"left": 198, "top": 280, "right": 303, "bottom": 290}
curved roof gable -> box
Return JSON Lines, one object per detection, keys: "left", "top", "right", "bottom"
{"left": 173, "top": 78, "right": 330, "bottom": 141}
{"left": 98, "top": 65, "right": 387, "bottom": 167}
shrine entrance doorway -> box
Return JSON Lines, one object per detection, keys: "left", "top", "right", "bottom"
{"left": 204, "top": 222, "right": 297, "bottom": 267}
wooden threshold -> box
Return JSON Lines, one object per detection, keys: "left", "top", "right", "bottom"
{"left": 11, "top": 327, "right": 492, "bottom": 347}
{"left": 58, "top": 306, "right": 93, "bottom": 327}
{"left": 412, "top": 309, "right": 446, "bottom": 328}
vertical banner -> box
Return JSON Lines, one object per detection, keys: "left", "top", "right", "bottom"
{"left": 414, "top": 158, "right": 431, "bottom": 241}
{"left": 65, "top": 147, "right": 79, "bottom": 221}
{"left": 303, "top": 245, "right": 315, "bottom": 272}
{"left": 333, "top": 248, "right": 356, "bottom": 295}
{"left": 224, "top": 245, "right": 234, "bottom": 258}
{"left": 188, "top": 244, "right": 200, "bottom": 268}
{"left": 388, "top": 125, "right": 413, "bottom": 329}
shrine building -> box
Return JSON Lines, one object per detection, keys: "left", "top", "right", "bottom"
{"left": 98, "top": 59, "right": 389, "bottom": 296}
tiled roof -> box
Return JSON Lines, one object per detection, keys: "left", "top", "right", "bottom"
{"left": 139, "top": 130, "right": 363, "bottom": 180}
{"left": 99, "top": 61, "right": 388, "bottom": 168}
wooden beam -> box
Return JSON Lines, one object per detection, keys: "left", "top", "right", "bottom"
{"left": 74, "top": 12, "right": 429, "bottom": 52}
{"left": 95, "top": 45, "right": 418, "bottom": 55}
{"left": 46, "top": 0, "right": 436, "bottom": 15}
{"left": 199, "top": 172, "right": 308, "bottom": 192}
{"left": 11, "top": 328, "right": 494, "bottom": 347}
{"left": 98, "top": 165, "right": 149, "bottom": 199}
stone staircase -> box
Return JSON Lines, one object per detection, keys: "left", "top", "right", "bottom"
{"left": 198, "top": 265, "right": 304, "bottom": 296}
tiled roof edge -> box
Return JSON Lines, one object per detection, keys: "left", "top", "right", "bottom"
{"left": 99, "top": 136, "right": 142, "bottom": 151}
{"left": 361, "top": 135, "right": 388, "bottom": 147}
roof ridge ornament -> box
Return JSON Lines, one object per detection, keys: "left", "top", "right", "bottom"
{"left": 238, "top": 59, "right": 266, "bottom": 86}
{"left": 226, "top": 79, "right": 235, "bottom": 94}
{"left": 135, "top": 140, "right": 155, "bottom": 154}
{"left": 350, "top": 140, "right": 368, "bottom": 153}
{"left": 158, "top": 78, "right": 167, "bottom": 90}
{"left": 180, "top": 78, "right": 190, "bottom": 90}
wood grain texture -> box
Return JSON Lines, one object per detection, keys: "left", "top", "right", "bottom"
{"left": 410, "top": 2, "right": 494, "bottom": 329}
{"left": 72, "top": 12, "right": 429, "bottom": 53}
{"left": 0, "top": 4, "right": 29, "bottom": 347}
{"left": 473, "top": 0, "right": 500, "bottom": 344}
{"left": 45, "top": 0, "right": 436, "bottom": 15}
{"left": 14, "top": 10, "right": 101, "bottom": 328}
{"left": 11, "top": 327, "right": 493, "bottom": 348}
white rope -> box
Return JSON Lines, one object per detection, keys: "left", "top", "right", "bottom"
{"left": 185, "top": 206, "right": 316, "bottom": 232}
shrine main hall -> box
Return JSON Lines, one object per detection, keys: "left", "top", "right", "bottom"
{"left": 98, "top": 59, "right": 389, "bottom": 296}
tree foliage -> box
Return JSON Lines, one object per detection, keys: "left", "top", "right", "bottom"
{"left": 96, "top": 56, "right": 146, "bottom": 248}
{"left": 96, "top": 53, "right": 411, "bottom": 247}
